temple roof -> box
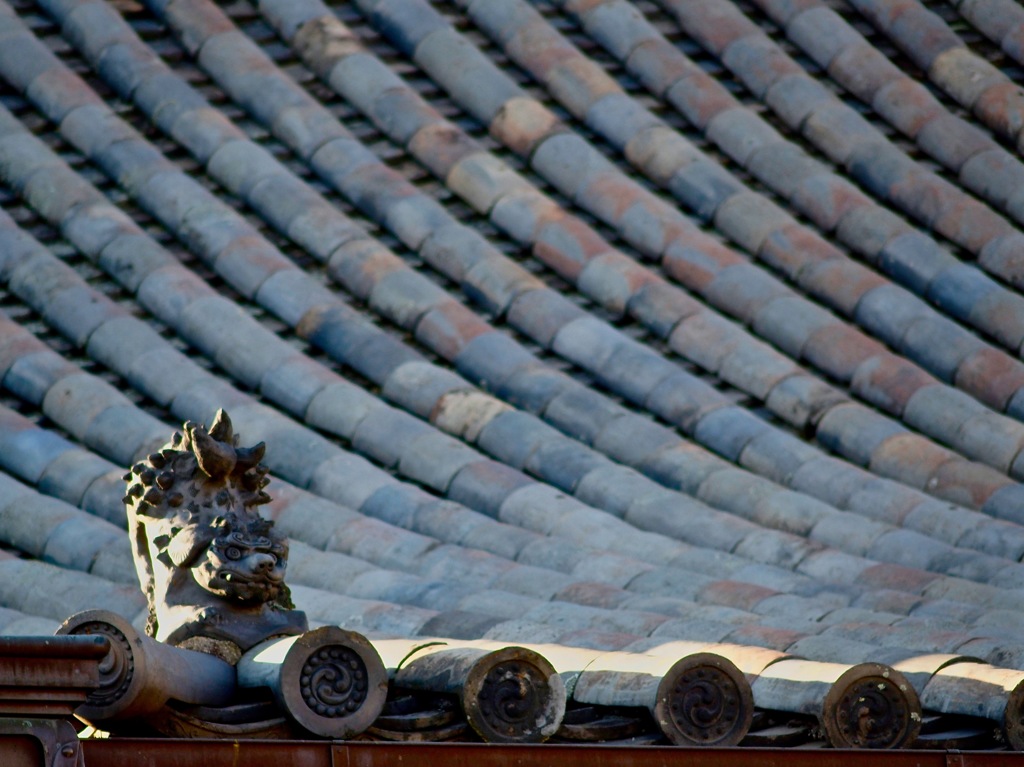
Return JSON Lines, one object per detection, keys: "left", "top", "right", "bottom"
{"left": 2, "top": 0, "right": 1024, "bottom": 749}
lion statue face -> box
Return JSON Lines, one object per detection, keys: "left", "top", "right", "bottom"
{"left": 191, "top": 515, "right": 289, "bottom": 604}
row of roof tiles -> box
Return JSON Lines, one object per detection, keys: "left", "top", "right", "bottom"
{"left": 6, "top": 124, "right": 1024, "bottom": 593}
{"left": 4, "top": 0, "right": 1019, "bottom": 581}
{"left": 2, "top": 0, "right": 1024, "bottom": 743}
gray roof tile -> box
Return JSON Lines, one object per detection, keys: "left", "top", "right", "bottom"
{"left": 0, "top": 31, "right": 59, "bottom": 91}
{"left": 0, "top": 413, "right": 76, "bottom": 485}
{"left": 34, "top": 449, "right": 112, "bottom": 509}
{"left": 704, "top": 259, "right": 790, "bottom": 321}
{"left": 351, "top": 407, "right": 435, "bottom": 469}
{"left": 368, "top": 0, "right": 448, "bottom": 57}
{"left": 591, "top": 414, "right": 680, "bottom": 466}
{"left": 397, "top": 431, "right": 482, "bottom": 492}
{"left": 439, "top": 461, "right": 527, "bottom": 518}
{"left": 417, "top": 29, "right": 523, "bottom": 124}
{"left": 956, "top": 412, "right": 1024, "bottom": 474}
{"left": 916, "top": 114, "right": 993, "bottom": 172}
{"left": 665, "top": 157, "right": 744, "bottom": 220}
{"left": 899, "top": 317, "right": 982, "bottom": 382}
{"left": 877, "top": 231, "right": 958, "bottom": 295}
{"left": 786, "top": 7, "right": 860, "bottom": 68}
{"left": 693, "top": 407, "right": 773, "bottom": 463}
{"left": 872, "top": 79, "right": 946, "bottom": 139}
{"left": 626, "top": 491, "right": 754, "bottom": 552}
{"left": 83, "top": 405, "right": 166, "bottom": 467}
{"left": 790, "top": 174, "right": 871, "bottom": 233}
{"left": 524, "top": 440, "right": 610, "bottom": 493}
{"left": 476, "top": 409, "right": 555, "bottom": 470}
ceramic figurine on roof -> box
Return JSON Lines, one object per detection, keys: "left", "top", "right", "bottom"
{"left": 123, "top": 409, "right": 308, "bottom": 661}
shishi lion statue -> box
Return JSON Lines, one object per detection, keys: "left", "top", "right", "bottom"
{"left": 124, "top": 409, "right": 307, "bottom": 661}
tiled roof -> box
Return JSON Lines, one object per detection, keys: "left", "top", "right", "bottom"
{"left": 3, "top": 0, "right": 1024, "bottom": 749}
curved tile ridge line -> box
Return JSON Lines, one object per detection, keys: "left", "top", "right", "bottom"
{"left": 0, "top": 115, "right": 747, "bottom": 600}
{"left": 0, "top": 389, "right": 714, "bottom": 646}
{"left": 843, "top": 0, "right": 1024, "bottom": 152}
{"left": 2, "top": 10, "right": 913, "bottom": 606}
{"left": 447, "top": 0, "right": 1024, "bottom": 394}
{"left": 6, "top": 11, "right": 1024, "bottom": 606}
{"left": 951, "top": 0, "right": 1024, "bottom": 67}
{"left": 651, "top": 0, "right": 1024, "bottom": 296}
{"left": 749, "top": 0, "right": 1024, "bottom": 316}
{"left": 535, "top": 0, "right": 1024, "bottom": 485}
{"left": 22, "top": 0, "right": 1024, "bottom": 581}
{"left": 485, "top": 0, "right": 1024, "bottom": 383}
{"left": 2, "top": 99, "right": 971, "bottom": 612}
{"left": 0, "top": 134, "right": 923, "bottom": 624}
{"left": 253, "top": 0, "right": 1024, "bottom": 504}
{"left": 93, "top": 0, "right": 1024, "bottom": 533}
{"left": 24, "top": 0, "right": 1016, "bottom": 545}
{"left": 1, "top": 389, "right": 1023, "bottom": 677}
{"left": 0, "top": 227, "right": 759, "bottom": 640}
{"left": 70, "top": 0, "right": 1024, "bottom": 532}
{"left": 557, "top": 0, "right": 1024, "bottom": 401}
{"left": 248, "top": 10, "right": 1024, "bottom": 507}
{"left": 6, "top": 257, "right": 983, "bottom": 651}
{"left": 342, "top": 0, "right": 1024, "bottom": 492}
{"left": 0, "top": 7, "right": 877, "bottom": 587}
{"left": 2, "top": 214, "right": 1024, "bottom": 671}
{"left": 0, "top": 307, "right": 958, "bottom": 659}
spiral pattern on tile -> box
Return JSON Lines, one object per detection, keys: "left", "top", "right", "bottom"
{"left": 478, "top": 659, "right": 547, "bottom": 736}
{"left": 300, "top": 645, "right": 369, "bottom": 718}
{"left": 657, "top": 652, "right": 752, "bottom": 746}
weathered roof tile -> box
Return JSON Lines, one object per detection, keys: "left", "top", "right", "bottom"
{"left": 425, "top": 40, "right": 521, "bottom": 125}
{"left": 712, "top": 194, "right": 791, "bottom": 257}
{"left": 592, "top": 413, "right": 680, "bottom": 466}
{"left": 626, "top": 491, "right": 754, "bottom": 552}
{"left": 876, "top": 231, "right": 958, "bottom": 294}
{"left": 585, "top": 93, "right": 662, "bottom": 151}
{"left": 476, "top": 409, "right": 553, "bottom": 470}
{"left": 644, "top": 371, "right": 730, "bottom": 432}
{"left": 900, "top": 317, "right": 984, "bottom": 382}
{"left": 523, "top": 438, "right": 610, "bottom": 492}
{"left": 447, "top": 460, "right": 533, "bottom": 518}
{"left": 576, "top": 252, "right": 657, "bottom": 318}
{"left": 802, "top": 260, "right": 886, "bottom": 317}
{"left": 916, "top": 114, "right": 993, "bottom": 172}
{"left": 867, "top": 433, "right": 952, "bottom": 490}
{"left": 764, "top": 374, "right": 846, "bottom": 430}
{"left": 693, "top": 407, "right": 773, "bottom": 463}
{"left": 956, "top": 412, "right": 1024, "bottom": 474}
{"left": 494, "top": 365, "right": 573, "bottom": 414}
{"left": 756, "top": 222, "right": 837, "bottom": 280}
{"left": 827, "top": 40, "right": 900, "bottom": 102}
{"left": 666, "top": 157, "right": 744, "bottom": 221}
{"left": 350, "top": 407, "right": 434, "bottom": 469}
{"left": 790, "top": 174, "right": 871, "bottom": 233}
{"left": 397, "top": 431, "right": 481, "bottom": 492}
{"left": 802, "top": 323, "right": 886, "bottom": 383}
